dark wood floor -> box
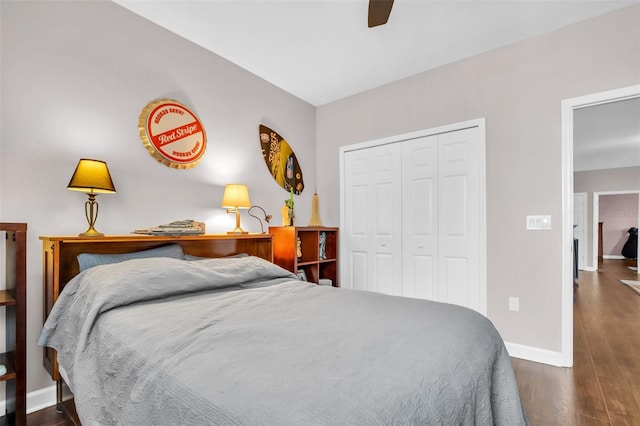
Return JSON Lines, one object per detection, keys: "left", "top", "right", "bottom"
{"left": 27, "top": 259, "right": 640, "bottom": 425}
{"left": 512, "top": 258, "right": 640, "bottom": 425}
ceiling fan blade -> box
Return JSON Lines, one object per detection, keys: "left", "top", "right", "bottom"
{"left": 368, "top": 0, "right": 394, "bottom": 28}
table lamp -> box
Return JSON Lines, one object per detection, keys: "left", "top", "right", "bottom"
{"left": 67, "top": 159, "right": 116, "bottom": 237}
{"left": 221, "top": 184, "right": 251, "bottom": 234}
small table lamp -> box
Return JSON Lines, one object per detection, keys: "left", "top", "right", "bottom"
{"left": 221, "top": 184, "right": 251, "bottom": 234}
{"left": 67, "top": 159, "right": 116, "bottom": 237}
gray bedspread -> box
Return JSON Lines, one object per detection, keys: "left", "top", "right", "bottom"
{"left": 38, "top": 256, "right": 528, "bottom": 425}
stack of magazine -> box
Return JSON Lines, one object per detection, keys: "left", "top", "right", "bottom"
{"left": 133, "top": 220, "right": 205, "bottom": 236}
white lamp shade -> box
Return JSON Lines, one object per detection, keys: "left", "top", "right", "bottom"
{"left": 221, "top": 184, "right": 251, "bottom": 209}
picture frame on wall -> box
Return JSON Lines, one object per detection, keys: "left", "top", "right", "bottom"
{"left": 296, "top": 269, "right": 307, "bottom": 281}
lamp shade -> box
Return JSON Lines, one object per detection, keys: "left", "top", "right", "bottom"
{"left": 67, "top": 159, "right": 116, "bottom": 194}
{"left": 221, "top": 184, "right": 251, "bottom": 209}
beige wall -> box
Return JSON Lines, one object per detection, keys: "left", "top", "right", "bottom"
{"left": 1, "top": 1, "right": 316, "bottom": 397}
{"left": 316, "top": 6, "right": 640, "bottom": 353}
{"left": 575, "top": 166, "right": 640, "bottom": 268}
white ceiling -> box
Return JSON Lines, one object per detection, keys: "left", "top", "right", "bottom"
{"left": 574, "top": 97, "right": 640, "bottom": 172}
{"left": 113, "top": 0, "right": 637, "bottom": 106}
{"left": 113, "top": 0, "right": 639, "bottom": 171}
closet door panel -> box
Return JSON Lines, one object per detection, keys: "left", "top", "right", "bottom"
{"left": 439, "top": 257, "right": 469, "bottom": 304}
{"left": 402, "top": 136, "right": 438, "bottom": 300}
{"left": 370, "top": 144, "right": 402, "bottom": 295}
{"left": 350, "top": 251, "right": 368, "bottom": 291}
{"left": 343, "top": 149, "right": 372, "bottom": 291}
{"left": 437, "top": 128, "right": 482, "bottom": 311}
{"left": 375, "top": 253, "right": 395, "bottom": 295}
{"left": 343, "top": 144, "right": 402, "bottom": 294}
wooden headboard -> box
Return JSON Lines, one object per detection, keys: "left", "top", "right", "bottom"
{"left": 39, "top": 233, "right": 273, "bottom": 380}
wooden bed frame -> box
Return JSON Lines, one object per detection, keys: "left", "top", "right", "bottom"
{"left": 39, "top": 233, "right": 273, "bottom": 415}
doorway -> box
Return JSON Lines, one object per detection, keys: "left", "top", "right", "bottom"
{"left": 593, "top": 191, "right": 640, "bottom": 268}
{"left": 561, "top": 84, "right": 640, "bottom": 367}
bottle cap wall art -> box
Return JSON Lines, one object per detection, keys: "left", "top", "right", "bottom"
{"left": 139, "top": 98, "right": 207, "bottom": 169}
{"left": 259, "top": 124, "right": 304, "bottom": 194}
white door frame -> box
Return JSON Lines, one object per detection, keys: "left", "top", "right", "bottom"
{"left": 573, "top": 192, "right": 587, "bottom": 270}
{"left": 593, "top": 191, "right": 640, "bottom": 267}
{"left": 339, "top": 117, "right": 487, "bottom": 314}
{"left": 561, "top": 84, "right": 640, "bottom": 367}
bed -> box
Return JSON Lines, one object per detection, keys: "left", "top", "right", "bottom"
{"left": 38, "top": 234, "right": 528, "bottom": 425}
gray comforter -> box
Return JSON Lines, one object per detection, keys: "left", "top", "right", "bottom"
{"left": 38, "top": 256, "right": 528, "bottom": 425}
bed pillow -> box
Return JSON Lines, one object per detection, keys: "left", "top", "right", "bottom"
{"left": 184, "top": 253, "right": 249, "bottom": 261}
{"left": 77, "top": 244, "right": 185, "bottom": 271}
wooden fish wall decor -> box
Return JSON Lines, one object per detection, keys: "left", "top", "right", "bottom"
{"left": 259, "top": 124, "right": 304, "bottom": 194}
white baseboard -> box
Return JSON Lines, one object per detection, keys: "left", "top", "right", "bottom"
{"left": 581, "top": 266, "right": 597, "bottom": 272}
{"left": 0, "top": 383, "right": 58, "bottom": 415}
{"left": 26, "top": 384, "right": 57, "bottom": 414}
{"left": 505, "top": 341, "right": 567, "bottom": 367}
{"left": 603, "top": 255, "right": 625, "bottom": 260}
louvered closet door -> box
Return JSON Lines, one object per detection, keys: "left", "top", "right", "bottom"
{"left": 401, "top": 136, "right": 438, "bottom": 300}
{"left": 343, "top": 144, "right": 402, "bottom": 294}
{"left": 437, "top": 127, "right": 483, "bottom": 312}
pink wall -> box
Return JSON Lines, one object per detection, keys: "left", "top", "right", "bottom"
{"left": 599, "top": 193, "right": 639, "bottom": 256}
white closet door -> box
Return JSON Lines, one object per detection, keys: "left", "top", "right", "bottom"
{"left": 402, "top": 136, "right": 438, "bottom": 300}
{"left": 437, "top": 127, "right": 482, "bottom": 312}
{"left": 343, "top": 148, "right": 371, "bottom": 291}
{"left": 343, "top": 144, "right": 402, "bottom": 294}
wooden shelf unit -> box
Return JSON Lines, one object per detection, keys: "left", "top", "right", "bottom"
{"left": 269, "top": 227, "right": 339, "bottom": 287}
{"left": 0, "top": 223, "right": 27, "bottom": 426}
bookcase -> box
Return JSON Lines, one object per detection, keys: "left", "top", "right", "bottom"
{"left": 0, "top": 223, "right": 26, "bottom": 426}
{"left": 269, "top": 227, "right": 339, "bottom": 287}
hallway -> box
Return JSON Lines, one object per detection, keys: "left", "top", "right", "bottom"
{"left": 513, "top": 259, "right": 640, "bottom": 425}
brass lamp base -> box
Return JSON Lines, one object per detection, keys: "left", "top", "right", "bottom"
{"left": 79, "top": 226, "right": 104, "bottom": 237}
{"left": 227, "top": 228, "right": 248, "bottom": 235}
{"left": 227, "top": 209, "right": 248, "bottom": 235}
{"left": 79, "top": 194, "right": 105, "bottom": 237}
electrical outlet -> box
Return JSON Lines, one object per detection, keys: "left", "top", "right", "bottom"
{"left": 509, "top": 297, "right": 519, "bottom": 312}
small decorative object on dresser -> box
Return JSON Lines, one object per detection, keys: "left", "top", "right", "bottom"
{"left": 280, "top": 202, "right": 290, "bottom": 226}
{"left": 286, "top": 187, "right": 295, "bottom": 226}
{"left": 133, "top": 220, "right": 205, "bottom": 236}
{"left": 308, "top": 190, "right": 323, "bottom": 227}
{"left": 296, "top": 269, "right": 307, "bottom": 281}
{"left": 248, "top": 206, "right": 272, "bottom": 234}
{"left": 319, "top": 231, "right": 327, "bottom": 260}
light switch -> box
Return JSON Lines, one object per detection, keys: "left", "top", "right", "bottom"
{"left": 526, "top": 215, "right": 551, "bottom": 230}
